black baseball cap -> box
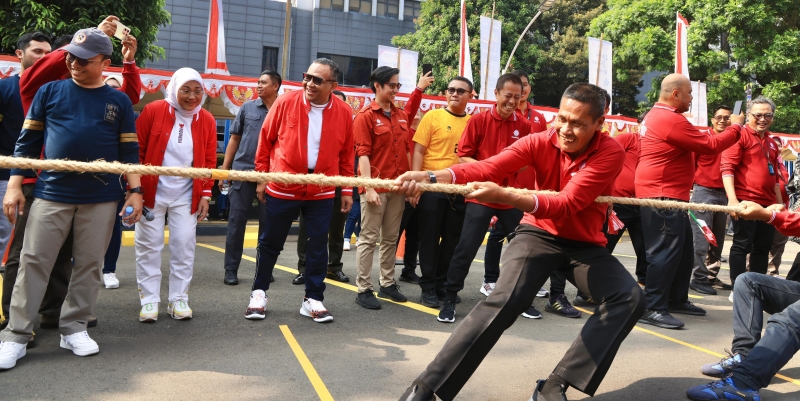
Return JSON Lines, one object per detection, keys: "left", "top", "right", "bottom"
{"left": 63, "top": 28, "right": 112, "bottom": 59}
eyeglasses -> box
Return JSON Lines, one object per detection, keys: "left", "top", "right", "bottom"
{"left": 713, "top": 116, "right": 731, "bottom": 121}
{"left": 303, "top": 72, "right": 335, "bottom": 86}
{"left": 66, "top": 53, "right": 100, "bottom": 67}
{"left": 446, "top": 87, "right": 469, "bottom": 96}
{"left": 178, "top": 89, "right": 204, "bottom": 97}
{"left": 386, "top": 83, "right": 402, "bottom": 90}
{"left": 750, "top": 113, "right": 774, "bottom": 120}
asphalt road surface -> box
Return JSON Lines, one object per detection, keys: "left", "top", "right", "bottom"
{"left": 1, "top": 232, "right": 799, "bottom": 400}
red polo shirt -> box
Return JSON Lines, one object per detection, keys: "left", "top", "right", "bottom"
{"left": 720, "top": 125, "right": 782, "bottom": 206}
{"left": 457, "top": 106, "right": 532, "bottom": 209}
{"left": 612, "top": 132, "right": 639, "bottom": 198}
{"left": 449, "top": 128, "right": 624, "bottom": 246}
{"left": 635, "top": 103, "right": 741, "bottom": 201}
{"left": 353, "top": 101, "right": 410, "bottom": 192}
{"left": 514, "top": 103, "right": 548, "bottom": 190}
{"left": 693, "top": 128, "right": 725, "bottom": 189}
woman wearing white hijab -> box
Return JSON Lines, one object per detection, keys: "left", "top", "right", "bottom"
{"left": 134, "top": 68, "right": 217, "bottom": 322}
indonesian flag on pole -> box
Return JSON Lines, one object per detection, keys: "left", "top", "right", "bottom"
{"left": 459, "top": 0, "right": 474, "bottom": 85}
{"left": 675, "top": 12, "right": 689, "bottom": 80}
{"left": 205, "top": 0, "right": 230, "bottom": 75}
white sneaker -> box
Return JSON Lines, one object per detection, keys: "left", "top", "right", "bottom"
{"left": 139, "top": 302, "right": 159, "bottom": 322}
{"left": 0, "top": 341, "right": 26, "bottom": 369}
{"left": 103, "top": 273, "right": 120, "bottom": 289}
{"left": 167, "top": 300, "right": 192, "bottom": 320}
{"left": 480, "top": 281, "right": 496, "bottom": 297}
{"left": 245, "top": 290, "right": 267, "bottom": 320}
{"left": 729, "top": 291, "right": 734, "bottom": 303}
{"left": 536, "top": 287, "right": 549, "bottom": 298}
{"left": 343, "top": 241, "right": 351, "bottom": 251}
{"left": 60, "top": 331, "right": 99, "bottom": 356}
{"left": 300, "top": 297, "right": 333, "bottom": 322}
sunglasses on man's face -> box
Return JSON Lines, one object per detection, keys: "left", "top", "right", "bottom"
{"left": 385, "top": 83, "right": 402, "bottom": 90}
{"left": 302, "top": 72, "right": 335, "bottom": 86}
{"left": 66, "top": 53, "right": 100, "bottom": 67}
{"left": 446, "top": 87, "right": 469, "bottom": 96}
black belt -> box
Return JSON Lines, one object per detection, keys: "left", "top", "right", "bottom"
{"left": 308, "top": 169, "right": 314, "bottom": 174}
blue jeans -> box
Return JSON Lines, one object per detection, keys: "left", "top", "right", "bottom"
{"left": 253, "top": 194, "right": 333, "bottom": 301}
{"left": 344, "top": 200, "right": 361, "bottom": 240}
{"left": 731, "top": 272, "right": 800, "bottom": 390}
{"left": 103, "top": 199, "right": 126, "bottom": 273}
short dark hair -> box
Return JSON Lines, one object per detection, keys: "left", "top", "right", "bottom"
{"left": 602, "top": 89, "right": 611, "bottom": 109}
{"left": 52, "top": 34, "right": 72, "bottom": 49}
{"left": 495, "top": 73, "right": 523, "bottom": 92}
{"left": 450, "top": 76, "right": 473, "bottom": 92}
{"left": 260, "top": 70, "right": 283, "bottom": 87}
{"left": 509, "top": 70, "right": 530, "bottom": 83}
{"left": 369, "top": 66, "right": 400, "bottom": 93}
{"left": 713, "top": 105, "right": 732, "bottom": 115}
{"left": 562, "top": 83, "right": 606, "bottom": 121}
{"left": 312, "top": 58, "right": 341, "bottom": 81}
{"left": 16, "top": 32, "right": 52, "bottom": 52}
{"left": 332, "top": 90, "right": 346, "bottom": 101}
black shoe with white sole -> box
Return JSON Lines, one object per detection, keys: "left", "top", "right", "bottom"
{"left": 437, "top": 300, "right": 456, "bottom": 323}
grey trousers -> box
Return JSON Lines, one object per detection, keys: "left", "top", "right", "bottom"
{"left": 223, "top": 181, "right": 267, "bottom": 272}
{"left": 690, "top": 185, "right": 728, "bottom": 283}
{"left": 0, "top": 199, "right": 116, "bottom": 343}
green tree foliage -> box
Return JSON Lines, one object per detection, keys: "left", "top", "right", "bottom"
{"left": 393, "top": 0, "right": 605, "bottom": 108}
{"left": 0, "top": 0, "right": 170, "bottom": 66}
{"left": 590, "top": 0, "right": 800, "bottom": 133}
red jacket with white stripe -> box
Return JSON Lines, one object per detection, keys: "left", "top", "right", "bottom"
{"left": 136, "top": 100, "right": 217, "bottom": 214}
{"left": 254, "top": 90, "right": 354, "bottom": 200}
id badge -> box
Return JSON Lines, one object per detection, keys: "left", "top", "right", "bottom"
{"left": 768, "top": 163, "right": 775, "bottom": 176}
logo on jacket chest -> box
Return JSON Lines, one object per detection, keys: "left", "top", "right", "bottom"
{"left": 104, "top": 104, "right": 118, "bottom": 123}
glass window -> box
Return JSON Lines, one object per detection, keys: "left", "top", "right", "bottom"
{"left": 262, "top": 46, "right": 279, "bottom": 72}
{"left": 320, "top": 0, "right": 345, "bottom": 11}
{"left": 349, "top": 0, "right": 372, "bottom": 15}
{"left": 377, "top": 0, "right": 399, "bottom": 18}
{"left": 317, "top": 53, "right": 378, "bottom": 87}
{"left": 404, "top": 0, "right": 422, "bottom": 20}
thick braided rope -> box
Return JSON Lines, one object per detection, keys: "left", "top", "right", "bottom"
{"left": 0, "top": 156, "right": 741, "bottom": 213}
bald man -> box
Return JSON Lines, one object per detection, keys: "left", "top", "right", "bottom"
{"left": 635, "top": 74, "right": 745, "bottom": 329}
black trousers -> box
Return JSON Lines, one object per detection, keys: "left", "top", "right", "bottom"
{"left": 397, "top": 201, "right": 420, "bottom": 274}
{"left": 640, "top": 206, "right": 693, "bottom": 311}
{"left": 418, "top": 225, "right": 645, "bottom": 400}
{"left": 416, "top": 192, "right": 465, "bottom": 292}
{"left": 2, "top": 184, "right": 73, "bottom": 320}
{"left": 297, "top": 189, "right": 346, "bottom": 273}
{"left": 444, "top": 203, "right": 522, "bottom": 298}
{"left": 729, "top": 218, "right": 775, "bottom": 285}
{"left": 605, "top": 204, "right": 647, "bottom": 284}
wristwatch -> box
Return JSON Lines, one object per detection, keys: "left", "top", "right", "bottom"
{"left": 201, "top": 196, "right": 211, "bottom": 201}
{"left": 426, "top": 171, "right": 436, "bottom": 183}
{"left": 129, "top": 186, "right": 144, "bottom": 195}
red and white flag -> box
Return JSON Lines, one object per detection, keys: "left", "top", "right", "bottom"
{"left": 205, "top": 0, "right": 230, "bottom": 75}
{"left": 459, "top": 0, "right": 474, "bottom": 85}
{"left": 675, "top": 12, "right": 689, "bottom": 80}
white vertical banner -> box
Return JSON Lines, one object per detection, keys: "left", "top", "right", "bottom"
{"left": 588, "top": 37, "right": 613, "bottom": 114}
{"left": 377, "top": 45, "right": 419, "bottom": 94}
{"left": 688, "top": 81, "right": 708, "bottom": 126}
{"left": 459, "top": 0, "right": 474, "bottom": 86}
{"left": 479, "top": 16, "right": 502, "bottom": 101}
{"left": 675, "top": 13, "right": 690, "bottom": 80}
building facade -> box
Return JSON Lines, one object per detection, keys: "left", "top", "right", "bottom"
{"left": 149, "top": 0, "right": 422, "bottom": 87}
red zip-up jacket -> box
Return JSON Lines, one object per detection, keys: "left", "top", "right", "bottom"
{"left": 694, "top": 128, "right": 725, "bottom": 189}
{"left": 136, "top": 100, "right": 217, "bottom": 214}
{"left": 612, "top": 132, "right": 639, "bottom": 198}
{"left": 449, "top": 128, "right": 624, "bottom": 246}
{"left": 720, "top": 125, "right": 782, "bottom": 206}
{"left": 635, "top": 103, "right": 741, "bottom": 201}
{"left": 254, "top": 90, "right": 354, "bottom": 200}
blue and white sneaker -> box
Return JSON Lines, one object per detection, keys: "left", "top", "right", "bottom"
{"left": 701, "top": 351, "right": 742, "bottom": 377}
{"left": 686, "top": 376, "right": 760, "bottom": 401}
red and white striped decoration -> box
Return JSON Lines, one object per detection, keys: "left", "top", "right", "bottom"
{"left": 205, "top": 0, "right": 230, "bottom": 75}
{"left": 675, "top": 12, "right": 690, "bottom": 80}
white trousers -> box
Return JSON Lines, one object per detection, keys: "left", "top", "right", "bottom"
{"left": 135, "top": 194, "right": 197, "bottom": 305}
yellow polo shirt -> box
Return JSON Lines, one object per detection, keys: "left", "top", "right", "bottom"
{"left": 413, "top": 108, "right": 471, "bottom": 171}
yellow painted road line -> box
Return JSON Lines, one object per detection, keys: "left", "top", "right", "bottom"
{"left": 279, "top": 325, "right": 335, "bottom": 401}
{"left": 196, "top": 243, "right": 438, "bottom": 316}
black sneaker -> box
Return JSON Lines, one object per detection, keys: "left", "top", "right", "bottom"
{"left": 224, "top": 270, "right": 239, "bottom": 285}
{"left": 531, "top": 379, "right": 568, "bottom": 401}
{"left": 668, "top": 301, "right": 706, "bottom": 316}
{"left": 399, "top": 379, "right": 436, "bottom": 401}
{"left": 638, "top": 309, "right": 684, "bottom": 329}
{"left": 326, "top": 270, "right": 350, "bottom": 283}
{"left": 399, "top": 270, "right": 421, "bottom": 284}
{"left": 292, "top": 273, "right": 305, "bottom": 285}
{"left": 437, "top": 300, "right": 456, "bottom": 323}
{"left": 572, "top": 294, "right": 595, "bottom": 307}
{"left": 378, "top": 284, "right": 408, "bottom": 302}
{"left": 356, "top": 291, "right": 381, "bottom": 310}
{"left": 420, "top": 289, "right": 440, "bottom": 308}
{"left": 689, "top": 280, "right": 717, "bottom": 295}
{"left": 545, "top": 294, "right": 582, "bottom": 318}
{"left": 521, "top": 305, "right": 542, "bottom": 319}
{"left": 709, "top": 277, "right": 733, "bottom": 291}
